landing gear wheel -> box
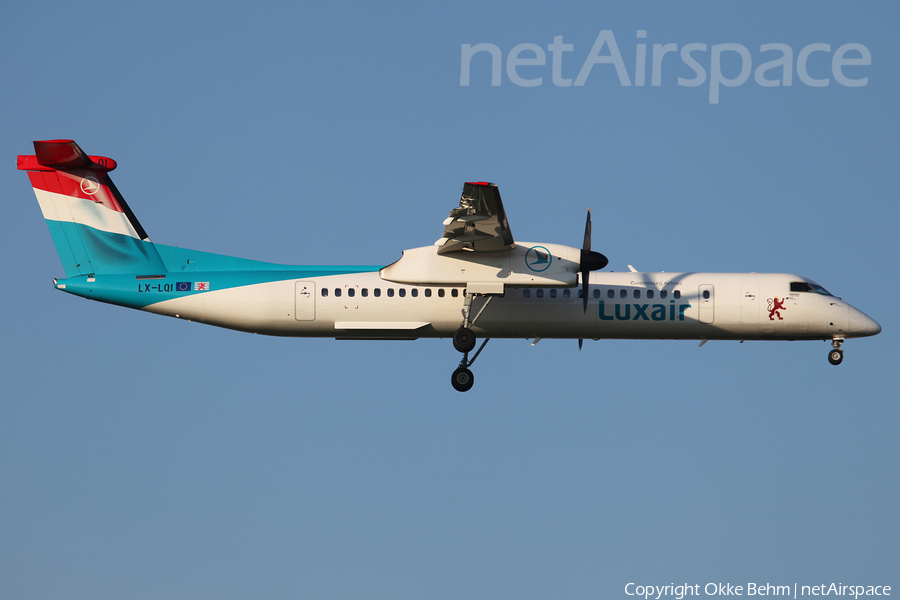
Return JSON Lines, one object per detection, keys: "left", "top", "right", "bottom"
{"left": 453, "top": 327, "right": 476, "bottom": 353}
{"left": 828, "top": 349, "right": 844, "bottom": 365}
{"left": 451, "top": 367, "right": 474, "bottom": 392}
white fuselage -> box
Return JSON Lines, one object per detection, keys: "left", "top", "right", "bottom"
{"left": 143, "top": 270, "right": 880, "bottom": 343}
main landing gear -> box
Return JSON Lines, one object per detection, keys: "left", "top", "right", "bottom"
{"left": 450, "top": 293, "right": 494, "bottom": 392}
{"left": 451, "top": 333, "right": 489, "bottom": 392}
{"left": 828, "top": 336, "right": 844, "bottom": 366}
{"left": 453, "top": 327, "right": 476, "bottom": 353}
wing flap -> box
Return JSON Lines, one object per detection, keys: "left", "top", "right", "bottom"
{"left": 434, "top": 182, "right": 514, "bottom": 254}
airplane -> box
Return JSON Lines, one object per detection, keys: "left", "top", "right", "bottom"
{"left": 18, "top": 139, "right": 882, "bottom": 391}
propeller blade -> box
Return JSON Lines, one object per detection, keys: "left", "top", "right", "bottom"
{"left": 578, "top": 338, "right": 584, "bottom": 350}
{"left": 582, "top": 209, "right": 590, "bottom": 312}
{"left": 582, "top": 270, "right": 589, "bottom": 312}
{"left": 583, "top": 208, "right": 592, "bottom": 254}
{"left": 578, "top": 208, "right": 609, "bottom": 314}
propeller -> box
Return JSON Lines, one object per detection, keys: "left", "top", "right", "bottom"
{"left": 577, "top": 208, "right": 608, "bottom": 351}
{"left": 580, "top": 208, "right": 608, "bottom": 313}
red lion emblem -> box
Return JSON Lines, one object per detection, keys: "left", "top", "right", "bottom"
{"left": 767, "top": 297, "right": 787, "bottom": 321}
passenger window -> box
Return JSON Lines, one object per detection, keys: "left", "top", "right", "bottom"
{"left": 321, "top": 288, "right": 328, "bottom": 297}
{"left": 361, "top": 288, "right": 368, "bottom": 297}
{"left": 660, "top": 290, "right": 668, "bottom": 299}
{"left": 451, "top": 289, "right": 459, "bottom": 297}
{"left": 399, "top": 289, "right": 406, "bottom": 297}
{"left": 523, "top": 289, "right": 530, "bottom": 298}
{"left": 348, "top": 288, "right": 355, "bottom": 297}
{"left": 438, "top": 289, "right": 445, "bottom": 298}
{"left": 411, "top": 288, "right": 418, "bottom": 297}
{"left": 387, "top": 288, "right": 394, "bottom": 297}
{"left": 536, "top": 289, "right": 544, "bottom": 298}
{"left": 563, "top": 289, "right": 570, "bottom": 298}
{"left": 578, "top": 289, "right": 583, "bottom": 298}
{"left": 634, "top": 289, "right": 641, "bottom": 299}
{"left": 593, "top": 289, "right": 600, "bottom": 299}
{"left": 374, "top": 288, "right": 381, "bottom": 297}
{"left": 674, "top": 290, "right": 681, "bottom": 299}
{"left": 550, "top": 289, "right": 557, "bottom": 298}
{"left": 647, "top": 289, "right": 654, "bottom": 299}
{"left": 335, "top": 288, "right": 342, "bottom": 297}
{"left": 620, "top": 289, "right": 627, "bottom": 299}
{"left": 425, "top": 289, "right": 432, "bottom": 297}
{"left": 607, "top": 289, "right": 614, "bottom": 299}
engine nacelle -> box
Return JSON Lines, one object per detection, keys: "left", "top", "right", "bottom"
{"left": 379, "top": 242, "right": 581, "bottom": 288}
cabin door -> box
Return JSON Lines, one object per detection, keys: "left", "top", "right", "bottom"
{"left": 741, "top": 284, "right": 759, "bottom": 323}
{"left": 295, "top": 281, "right": 316, "bottom": 321}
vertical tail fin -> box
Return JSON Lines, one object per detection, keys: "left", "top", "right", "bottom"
{"left": 18, "top": 140, "right": 167, "bottom": 277}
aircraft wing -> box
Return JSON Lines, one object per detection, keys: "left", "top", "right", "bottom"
{"left": 434, "top": 182, "right": 514, "bottom": 254}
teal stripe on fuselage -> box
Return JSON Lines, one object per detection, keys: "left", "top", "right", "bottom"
{"left": 155, "top": 242, "right": 318, "bottom": 272}
{"left": 55, "top": 268, "right": 380, "bottom": 309}
{"left": 46, "top": 221, "right": 380, "bottom": 308}
{"left": 46, "top": 219, "right": 376, "bottom": 275}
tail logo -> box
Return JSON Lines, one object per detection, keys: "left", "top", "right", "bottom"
{"left": 767, "top": 297, "right": 787, "bottom": 321}
{"left": 80, "top": 176, "right": 101, "bottom": 195}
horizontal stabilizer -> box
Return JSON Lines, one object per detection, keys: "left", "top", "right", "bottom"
{"left": 18, "top": 139, "right": 118, "bottom": 172}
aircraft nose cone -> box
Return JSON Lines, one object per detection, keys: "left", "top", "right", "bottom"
{"left": 847, "top": 306, "right": 881, "bottom": 337}
{"left": 867, "top": 316, "right": 882, "bottom": 336}
{"left": 851, "top": 307, "right": 882, "bottom": 337}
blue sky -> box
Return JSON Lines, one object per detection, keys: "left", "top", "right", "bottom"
{"left": 1, "top": 1, "right": 897, "bottom": 599}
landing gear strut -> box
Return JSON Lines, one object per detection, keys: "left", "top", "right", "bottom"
{"left": 450, "top": 292, "right": 494, "bottom": 391}
{"left": 828, "top": 336, "right": 844, "bottom": 366}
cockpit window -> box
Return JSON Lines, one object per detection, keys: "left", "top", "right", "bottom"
{"left": 810, "top": 283, "right": 833, "bottom": 296}
{"left": 790, "top": 281, "right": 833, "bottom": 296}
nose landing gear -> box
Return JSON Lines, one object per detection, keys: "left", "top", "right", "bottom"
{"left": 828, "top": 336, "right": 844, "bottom": 365}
